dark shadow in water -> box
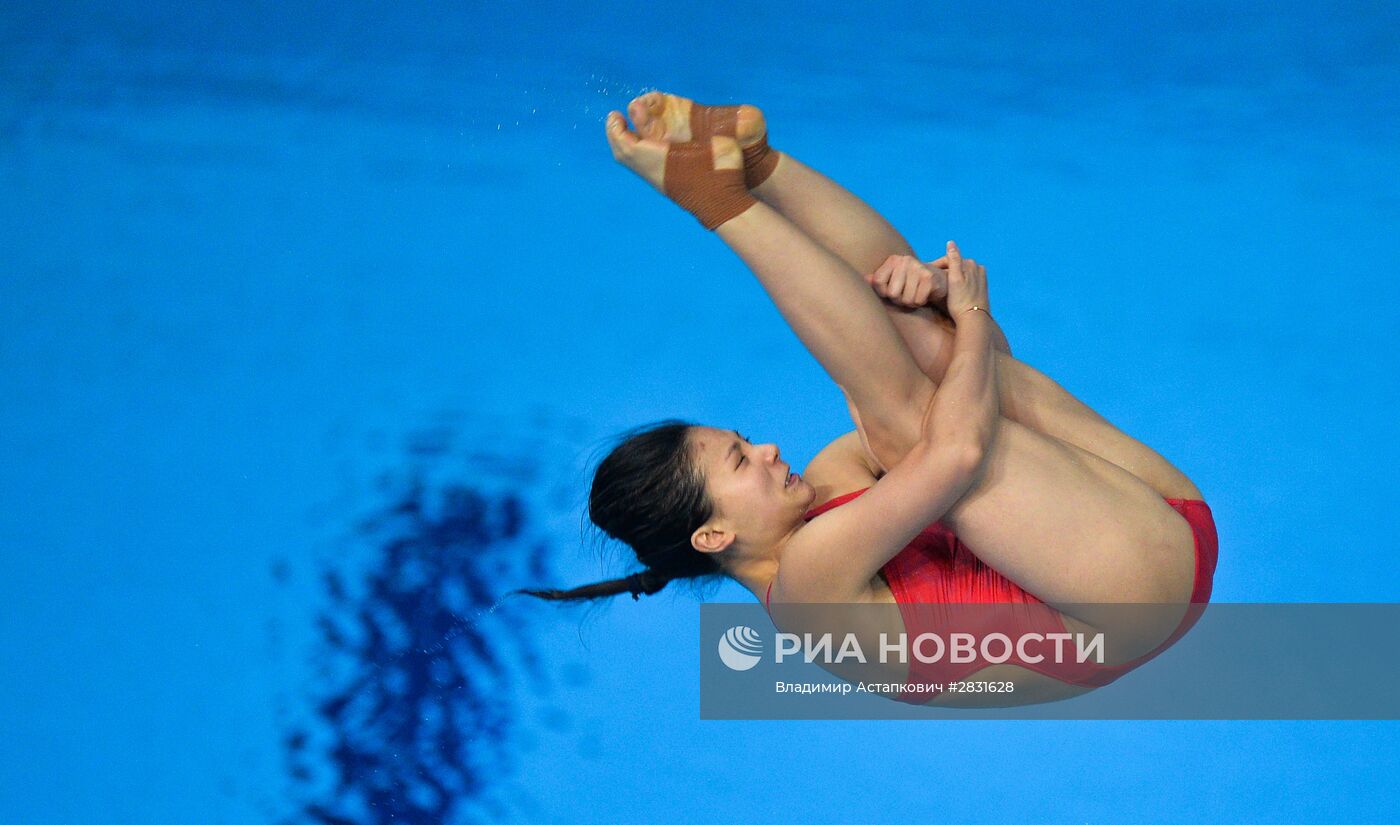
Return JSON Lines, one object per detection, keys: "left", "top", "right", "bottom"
{"left": 277, "top": 425, "right": 569, "bottom": 824}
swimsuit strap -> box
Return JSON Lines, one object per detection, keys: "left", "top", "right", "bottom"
{"left": 802, "top": 487, "right": 871, "bottom": 520}
{"left": 768, "top": 488, "right": 875, "bottom": 613}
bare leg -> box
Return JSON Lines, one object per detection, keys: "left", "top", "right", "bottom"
{"left": 603, "top": 105, "right": 933, "bottom": 460}
{"left": 752, "top": 154, "right": 914, "bottom": 289}
{"left": 713, "top": 201, "right": 933, "bottom": 468}
{"left": 754, "top": 153, "right": 1202, "bottom": 501}
{"left": 608, "top": 98, "right": 1197, "bottom": 640}
{"left": 715, "top": 203, "right": 1197, "bottom": 634}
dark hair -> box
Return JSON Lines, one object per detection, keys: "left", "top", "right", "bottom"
{"left": 512, "top": 420, "right": 725, "bottom": 603}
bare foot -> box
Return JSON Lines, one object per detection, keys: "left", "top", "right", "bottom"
{"left": 604, "top": 110, "right": 743, "bottom": 192}
{"left": 625, "top": 90, "right": 766, "bottom": 149}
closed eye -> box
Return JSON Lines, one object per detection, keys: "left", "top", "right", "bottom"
{"left": 733, "top": 431, "right": 751, "bottom": 470}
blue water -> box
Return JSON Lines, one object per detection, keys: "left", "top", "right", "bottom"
{"left": 2, "top": 1, "right": 1398, "bottom": 822}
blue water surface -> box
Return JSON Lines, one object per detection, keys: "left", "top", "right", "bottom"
{"left": 2, "top": 1, "right": 1398, "bottom": 822}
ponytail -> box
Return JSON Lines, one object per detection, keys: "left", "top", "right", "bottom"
{"left": 511, "top": 568, "right": 670, "bottom": 603}
{"left": 513, "top": 420, "right": 723, "bottom": 604}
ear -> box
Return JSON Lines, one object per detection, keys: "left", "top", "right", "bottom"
{"left": 691, "top": 524, "right": 735, "bottom": 555}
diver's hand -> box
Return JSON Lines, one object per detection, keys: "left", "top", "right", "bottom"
{"left": 941, "top": 241, "right": 988, "bottom": 317}
{"left": 867, "top": 254, "right": 948, "bottom": 309}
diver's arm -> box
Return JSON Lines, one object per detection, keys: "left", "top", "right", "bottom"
{"left": 880, "top": 303, "right": 1010, "bottom": 392}
{"left": 891, "top": 302, "right": 1010, "bottom": 357}
{"left": 837, "top": 249, "right": 1002, "bottom": 474}
{"left": 929, "top": 308, "right": 999, "bottom": 460}
{"left": 836, "top": 307, "right": 1003, "bottom": 479}
{"left": 930, "top": 244, "right": 998, "bottom": 458}
{"left": 776, "top": 249, "right": 1001, "bottom": 598}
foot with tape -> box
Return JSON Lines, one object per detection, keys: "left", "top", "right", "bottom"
{"left": 605, "top": 109, "right": 754, "bottom": 230}
{"left": 625, "top": 91, "right": 778, "bottom": 189}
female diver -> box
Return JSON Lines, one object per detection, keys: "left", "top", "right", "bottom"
{"left": 519, "top": 91, "right": 1218, "bottom": 707}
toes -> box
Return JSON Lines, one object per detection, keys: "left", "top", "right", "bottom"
{"left": 627, "top": 92, "right": 662, "bottom": 134}
{"left": 735, "top": 104, "right": 767, "bottom": 146}
{"left": 626, "top": 97, "right": 647, "bottom": 128}
{"left": 605, "top": 111, "right": 639, "bottom": 159}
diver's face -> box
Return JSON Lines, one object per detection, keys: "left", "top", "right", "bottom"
{"left": 687, "top": 426, "right": 813, "bottom": 550}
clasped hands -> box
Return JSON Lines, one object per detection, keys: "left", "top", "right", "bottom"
{"left": 866, "top": 249, "right": 988, "bottom": 315}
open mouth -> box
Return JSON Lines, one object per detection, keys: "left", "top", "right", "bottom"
{"left": 785, "top": 472, "right": 798, "bottom": 488}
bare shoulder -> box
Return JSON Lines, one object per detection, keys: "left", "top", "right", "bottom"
{"left": 771, "top": 514, "right": 888, "bottom": 605}
{"left": 772, "top": 478, "right": 910, "bottom": 604}
{"left": 802, "top": 430, "right": 881, "bottom": 502}
{"left": 768, "top": 434, "right": 882, "bottom": 607}
{"left": 776, "top": 442, "right": 977, "bottom": 604}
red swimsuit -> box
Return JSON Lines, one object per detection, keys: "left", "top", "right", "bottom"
{"left": 765, "top": 488, "right": 1219, "bottom": 703}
